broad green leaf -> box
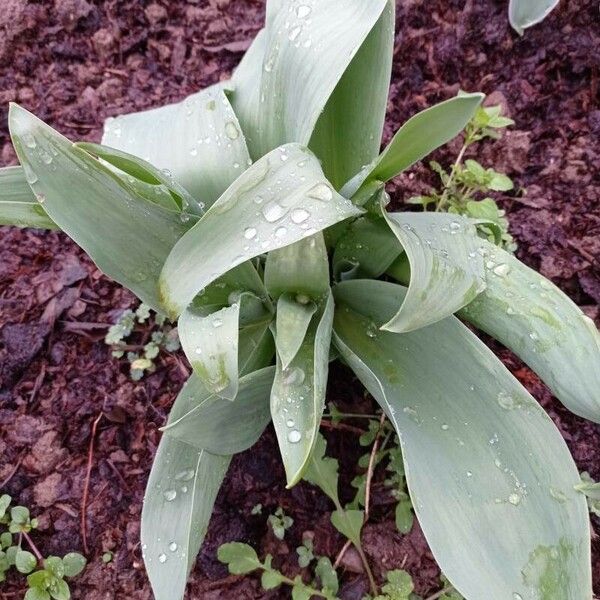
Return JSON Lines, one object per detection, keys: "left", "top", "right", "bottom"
{"left": 15, "top": 550, "right": 36, "bottom": 574}
{"left": 271, "top": 292, "right": 334, "bottom": 487}
{"left": 509, "top": 0, "right": 560, "bottom": 35}
{"left": 102, "top": 83, "right": 250, "bottom": 208}
{"left": 330, "top": 510, "right": 364, "bottom": 548}
{"left": 9, "top": 104, "right": 190, "bottom": 313}
{"left": 217, "top": 543, "right": 261, "bottom": 574}
{"left": 49, "top": 579, "right": 69, "bottom": 600}
{"left": 275, "top": 294, "right": 317, "bottom": 370}
{"left": 308, "top": 0, "right": 395, "bottom": 189}
{"left": 162, "top": 367, "right": 275, "bottom": 455}
{"left": 315, "top": 557, "right": 339, "bottom": 596}
{"left": 159, "top": 144, "right": 362, "bottom": 318}
{"left": 231, "top": 0, "right": 389, "bottom": 160}
{"left": 141, "top": 440, "right": 231, "bottom": 600}
{"left": 76, "top": 142, "right": 203, "bottom": 216}
{"left": 382, "top": 212, "right": 485, "bottom": 333}
{"left": 0, "top": 166, "right": 56, "bottom": 229}
{"left": 62, "top": 553, "right": 86, "bottom": 578}
{"left": 333, "top": 214, "right": 401, "bottom": 279}
{"left": 333, "top": 279, "right": 591, "bottom": 600}
{"left": 178, "top": 303, "right": 241, "bottom": 400}
{"left": 24, "top": 588, "right": 50, "bottom": 600}
{"left": 459, "top": 241, "right": 600, "bottom": 423}
{"left": 303, "top": 432, "right": 340, "bottom": 506}
{"left": 265, "top": 234, "right": 329, "bottom": 300}
{"left": 342, "top": 94, "right": 484, "bottom": 202}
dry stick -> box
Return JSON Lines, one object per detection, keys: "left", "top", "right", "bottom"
{"left": 425, "top": 586, "right": 455, "bottom": 600}
{"left": 81, "top": 413, "right": 104, "bottom": 555}
{"left": 333, "top": 413, "right": 387, "bottom": 595}
{"left": 21, "top": 530, "right": 44, "bottom": 564}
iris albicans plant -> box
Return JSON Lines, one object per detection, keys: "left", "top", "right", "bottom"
{"left": 0, "top": 2, "right": 597, "bottom": 599}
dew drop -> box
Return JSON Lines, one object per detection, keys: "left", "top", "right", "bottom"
{"left": 212, "top": 318, "right": 223, "bottom": 328}
{"left": 307, "top": 183, "right": 333, "bottom": 202}
{"left": 513, "top": 594, "right": 524, "bottom": 600}
{"left": 262, "top": 201, "right": 286, "bottom": 222}
{"left": 169, "top": 542, "right": 178, "bottom": 552}
{"left": 286, "top": 419, "right": 295, "bottom": 428}
{"left": 23, "top": 133, "right": 37, "bottom": 149}
{"left": 164, "top": 489, "right": 177, "bottom": 502}
{"left": 288, "top": 430, "right": 302, "bottom": 443}
{"left": 493, "top": 263, "right": 510, "bottom": 277}
{"left": 175, "top": 469, "right": 196, "bottom": 481}
{"left": 441, "top": 424, "right": 449, "bottom": 431}
{"left": 244, "top": 227, "right": 257, "bottom": 240}
{"left": 283, "top": 367, "right": 305, "bottom": 386}
{"left": 37, "top": 194, "right": 46, "bottom": 204}
{"left": 158, "top": 553, "right": 167, "bottom": 564}
{"left": 225, "top": 121, "right": 239, "bottom": 140}
{"left": 296, "top": 4, "right": 312, "bottom": 18}
{"left": 275, "top": 226, "right": 288, "bottom": 238}
{"left": 291, "top": 208, "right": 310, "bottom": 224}
{"left": 508, "top": 493, "right": 521, "bottom": 505}
{"left": 288, "top": 25, "right": 302, "bottom": 41}
{"left": 497, "top": 391, "right": 517, "bottom": 410}
{"left": 190, "top": 147, "right": 198, "bottom": 157}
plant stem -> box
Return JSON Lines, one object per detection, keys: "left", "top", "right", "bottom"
{"left": 365, "top": 412, "right": 386, "bottom": 520}
{"left": 267, "top": 569, "right": 329, "bottom": 598}
{"left": 22, "top": 530, "right": 44, "bottom": 564}
{"left": 322, "top": 412, "right": 382, "bottom": 420}
{"left": 355, "top": 542, "right": 378, "bottom": 597}
{"left": 436, "top": 141, "right": 469, "bottom": 213}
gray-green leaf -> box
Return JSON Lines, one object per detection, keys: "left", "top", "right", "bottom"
{"left": 509, "top": 0, "right": 560, "bottom": 35}
{"left": 9, "top": 103, "right": 190, "bottom": 313}
{"left": 459, "top": 241, "right": 600, "bottom": 423}
{"left": 159, "top": 144, "right": 361, "bottom": 318}
{"left": 162, "top": 367, "right": 275, "bottom": 455}
{"left": 382, "top": 212, "right": 485, "bottom": 333}
{"left": 102, "top": 83, "right": 250, "bottom": 208}
{"left": 342, "top": 93, "right": 484, "bottom": 202}
{"left": 333, "top": 279, "right": 592, "bottom": 600}
{"left": 271, "top": 292, "right": 334, "bottom": 487}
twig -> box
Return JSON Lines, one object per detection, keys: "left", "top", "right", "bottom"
{"left": 425, "top": 586, "right": 455, "bottom": 600}
{"left": 319, "top": 420, "right": 366, "bottom": 435}
{"left": 22, "top": 531, "right": 44, "bottom": 564}
{"left": 81, "top": 413, "right": 103, "bottom": 555}
{"left": 0, "top": 451, "right": 25, "bottom": 489}
{"left": 333, "top": 539, "right": 352, "bottom": 569}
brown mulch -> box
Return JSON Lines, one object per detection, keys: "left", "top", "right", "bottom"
{"left": 0, "top": 0, "right": 598, "bottom": 598}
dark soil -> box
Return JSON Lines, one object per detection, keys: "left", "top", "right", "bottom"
{"left": 0, "top": 0, "right": 599, "bottom": 599}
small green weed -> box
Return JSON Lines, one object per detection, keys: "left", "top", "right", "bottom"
{"left": 408, "top": 104, "right": 517, "bottom": 252}
{"left": 105, "top": 303, "right": 180, "bottom": 380}
{"left": 0, "top": 494, "right": 86, "bottom": 599}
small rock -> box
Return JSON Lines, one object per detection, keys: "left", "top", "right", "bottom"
{"left": 145, "top": 3, "right": 167, "bottom": 25}
{"left": 34, "top": 472, "right": 64, "bottom": 508}
{"left": 92, "top": 28, "right": 116, "bottom": 58}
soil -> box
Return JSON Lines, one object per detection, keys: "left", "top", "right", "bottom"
{"left": 0, "top": 0, "right": 599, "bottom": 599}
